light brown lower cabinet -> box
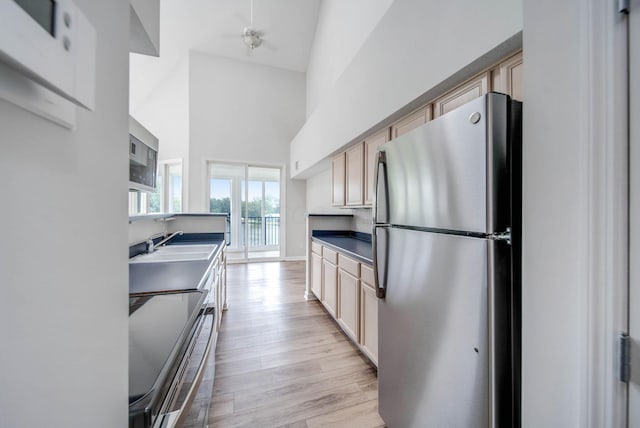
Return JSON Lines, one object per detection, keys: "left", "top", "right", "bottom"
{"left": 360, "top": 278, "right": 379, "bottom": 365}
{"left": 337, "top": 268, "right": 360, "bottom": 343}
{"left": 311, "top": 251, "right": 323, "bottom": 300}
{"left": 322, "top": 258, "right": 338, "bottom": 318}
{"left": 312, "top": 242, "right": 378, "bottom": 366}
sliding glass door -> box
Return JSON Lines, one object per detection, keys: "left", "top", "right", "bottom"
{"left": 208, "top": 162, "right": 281, "bottom": 260}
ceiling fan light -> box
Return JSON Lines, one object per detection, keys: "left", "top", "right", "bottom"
{"left": 242, "top": 27, "right": 262, "bottom": 50}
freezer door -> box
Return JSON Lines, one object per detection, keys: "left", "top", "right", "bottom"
{"left": 378, "top": 227, "right": 490, "bottom": 428}
{"left": 377, "top": 93, "right": 510, "bottom": 234}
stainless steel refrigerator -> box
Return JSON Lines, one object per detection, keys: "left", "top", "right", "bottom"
{"left": 373, "top": 92, "right": 521, "bottom": 428}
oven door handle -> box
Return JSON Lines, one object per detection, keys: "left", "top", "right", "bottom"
{"left": 157, "top": 313, "right": 216, "bottom": 428}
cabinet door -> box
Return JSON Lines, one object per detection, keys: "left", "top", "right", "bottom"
{"left": 364, "top": 129, "right": 390, "bottom": 205}
{"left": 338, "top": 269, "right": 360, "bottom": 342}
{"left": 391, "top": 105, "right": 432, "bottom": 139}
{"left": 311, "top": 251, "right": 323, "bottom": 300}
{"left": 345, "top": 143, "right": 364, "bottom": 206}
{"left": 499, "top": 52, "right": 523, "bottom": 101}
{"left": 360, "top": 281, "right": 378, "bottom": 365}
{"left": 322, "top": 259, "right": 338, "bottom": 317}
{"left": 433, "top": 72, "right": 489, "bottom": 118}
{"left": 215, "top": 270, "right": 222, "bottom": 332}
{"left": 332, "top": 153, "right": 346, "bottom": 206}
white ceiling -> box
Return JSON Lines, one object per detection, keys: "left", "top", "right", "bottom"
{"left": 130, "top": 0, "right": 321, "bottom": 110}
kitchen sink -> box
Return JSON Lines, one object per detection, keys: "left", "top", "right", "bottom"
{"left": 155, "top": 244, "right": 216, "bottom": 254}
{"left": 130, "top": 244, "right": 217, "bottom": 263}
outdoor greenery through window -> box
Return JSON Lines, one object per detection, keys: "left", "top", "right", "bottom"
{"left": 208, "top": 162, "right": 281, "bottom": 259}
{"left": 129, "top": 160, "right": 183, "bottom": 215}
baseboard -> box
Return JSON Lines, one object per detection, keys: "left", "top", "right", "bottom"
{"left": 284, "top": 256, "right": 306, "bottom": 262}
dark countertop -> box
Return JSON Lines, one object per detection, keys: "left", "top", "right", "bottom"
{"left": 312, "top": 231, "right": 372, "bottom": 265}
{"left": 129, "top": 212, "right": 229, "bottom": 223}
{"left": 129, "top": 233, "right": 225, "bottom": 258}
{"left": 129, "top": 239, "right": 224, "bottom": 296}
{"left": 306, "top": 213, "right": 354, "bottom": 217}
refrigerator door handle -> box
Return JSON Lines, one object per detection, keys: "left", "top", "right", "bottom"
{"left": 373, "top": 225, "right": 388, "bottom": 298}
{"left": 373, "top": 150, "right": 389, "bottom": 225}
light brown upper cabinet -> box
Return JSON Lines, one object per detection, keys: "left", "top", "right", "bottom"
{"left": 329, "top": 52, "right": 522, "bottom": 208}
{"left": 499, "top": 52, "right": 523, "bottom": 101}
{"left": 391, "top": 105, "right": 432, "bottom": 139}
{"left": 364, "top": 129, "right": 390, "bottom": 205}
{"left": 332, "top": 153, "right": 346, "bottom": 206}
{"left": 433, "top": 72, "right": 490, "bottom": 118}
{"left": 345, "top": 143, "right": 364, "bottom": 206}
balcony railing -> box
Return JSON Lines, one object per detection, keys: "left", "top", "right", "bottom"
{"left": 226, "top": 216, "right": 279, "bottom": 247}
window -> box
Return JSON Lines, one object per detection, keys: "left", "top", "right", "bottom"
{"left": 128, "top": 191, "right": 149, "bottom": 215}
{"left": 128, "top": 160, "right": 183, "bottom": 215}
{"left": 166, "top": 163, "right": 182, "bottom": 213}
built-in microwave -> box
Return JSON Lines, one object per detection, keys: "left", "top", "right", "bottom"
{"left": 129, "top": 116, "right": 159, "bottom": 193}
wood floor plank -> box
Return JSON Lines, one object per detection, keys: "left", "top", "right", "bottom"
{"left": 233, "top": 365, "right": 378, "bottom": 413}
{"left": 215, "top": 332, "right": 346, "bottom": 364}
{"left": 305, "top": 400, "right": 385, "bottom": 428}
{"left": 210, "top": 384, "right": 370, "bottom": 428}
{"left": 208, "top": 261, "right": 384, "bottom": 427}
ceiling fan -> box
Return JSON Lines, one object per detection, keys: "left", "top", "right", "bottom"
{"left": 242, "top": 0, "right": 263, "bottom": 51}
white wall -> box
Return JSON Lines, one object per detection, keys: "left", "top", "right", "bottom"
{"left": 130, "top": 55, "right": 190, "bottom": 205}
{"left": 306, "top": 0, "right": 394, "bottom": 116}
{"left": 291, "top": 0, "right": 522, "bottom": 178}
{"left": 0, "top": 1, "right": 129, "bottom": 426}
{"left": 518, "top": 0, "right": 632, "bottom": 423}
{"left": 130, "top": 56, "right": 189, "bottom": 163}
{"left": 188, "top": 52, "right": 307, "bottom": 257}
{"left": 305, "top": 166, "right": 343, "bottom": 214}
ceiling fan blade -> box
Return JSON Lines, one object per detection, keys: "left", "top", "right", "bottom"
{"left": 232, "top": 12, "right": 247, "bottom": 24}
{"left": 261, "top": 39, "right": 277, "bottom": 52}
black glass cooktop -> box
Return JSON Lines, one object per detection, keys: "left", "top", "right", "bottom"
{"left": 129, "top": 291, "right": 204, "bottom": 404}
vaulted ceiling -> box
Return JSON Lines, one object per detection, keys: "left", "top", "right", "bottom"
{"left": 130, "top": 0, "right": 321, "bottom": 110}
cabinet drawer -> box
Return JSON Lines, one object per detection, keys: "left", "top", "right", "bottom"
{"left": 311, "top": 241, "right": 322, "bottom": 255}
{"left": 322, "top": 247, "right": 338, "bottom": 264}
{"left": 338, "top": 254, "right": 360, "bottom": 277}
{"left": 361, "top": 264, "right": 375, "bottom": 287}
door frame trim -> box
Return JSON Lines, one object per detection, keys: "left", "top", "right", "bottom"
{"left": 204, "top": 159, "right": 286, "bottom": 261}
{"left": 580, "top": 1, "right": 629, "bottom": 426}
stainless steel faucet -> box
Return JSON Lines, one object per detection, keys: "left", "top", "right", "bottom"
{"left": 152, "top": 231, "right": 184, "bottom": 250}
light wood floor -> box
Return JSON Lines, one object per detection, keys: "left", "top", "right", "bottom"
{"left": 208, "top": 261, "right": 385, "bottom": 428}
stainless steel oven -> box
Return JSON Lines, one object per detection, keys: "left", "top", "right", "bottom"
{"left": 129, "top": 290, "right": 215, "bottom": 428}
